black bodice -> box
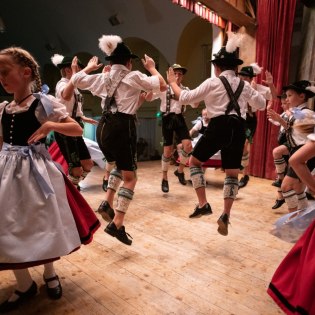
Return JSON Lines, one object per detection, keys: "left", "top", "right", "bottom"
{"left": 2, "top": 99, "right": 45, "bottom": 145}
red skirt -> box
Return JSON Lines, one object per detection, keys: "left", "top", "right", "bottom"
{"left": 267, "top": 219, "right": 315, "bottom": 315}
{"left": 48, "top": 141, "right": 69, "bottom": 174}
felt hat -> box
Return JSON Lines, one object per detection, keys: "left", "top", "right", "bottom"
{"left": 277, "top": 92, "right": 287, "bottom": 99}
{"left": 51, "top": 54, "right": 85, "bottom": 69}
{"left": 171, "top": 64, "right": 187, "bottom": 74}
{"left": 238, "top": 66, "right": 256, "bottom": 77}
{"left": 283, "top": 80, "right": 315, "bottom": 98}
{"left": 211, "top": 47, "right": 243, "bottom": 66}
{"left": 98, "top": 35, "right": 138, "bottom": 61}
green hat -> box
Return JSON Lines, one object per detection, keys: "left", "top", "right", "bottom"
{"left": 238, "top": 66, "right": 256, "bottom": 78}
{"left": 283, "top": 80, "right": 315, "bottom": 98}
{"left": 211, "top": 47, "right": 243, "bottom": 66}
{"left": 171, "top": 64, "right": 187, "bottom": 75}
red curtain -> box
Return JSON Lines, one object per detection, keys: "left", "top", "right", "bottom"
{"left": 249, "top": 0, "right": 297, "bottom": 179}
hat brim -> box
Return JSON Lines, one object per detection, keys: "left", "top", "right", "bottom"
{"left": 283, "top": 84, "right": 315, "bottom": 98}
{"left": 57, "top": 62, "right": 85, "bottom": 69}
{"left": 211, "top": 58, "right": 243, "bottom": 66}
{"left": 238, "top": 70, "right": 256, "bottom": 77}
{"left": 172, "top": 67, "right": 187, "bottom": 75}
{"left": 105, "top": 53, "right": 139, "bottom": 61}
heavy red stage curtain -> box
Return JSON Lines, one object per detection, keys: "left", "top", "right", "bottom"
{"left": 250, "top": 0, "right": 297, "bottom": 179}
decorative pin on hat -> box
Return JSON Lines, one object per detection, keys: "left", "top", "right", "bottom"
{"left": 98, "top": 35, "right": 138, "bottom": 61}
{"left": 171, "top": 64, "right": 187, "bottom": 75}
{"left": 211, "top": 31, "right": 244, "bottom": 66}
{"left": 51, "top": 54, "right": 84, "bottom": 69}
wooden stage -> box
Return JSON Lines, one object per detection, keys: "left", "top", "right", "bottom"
{"left": 1, "top": 161, "right": 292, "bottom": 315}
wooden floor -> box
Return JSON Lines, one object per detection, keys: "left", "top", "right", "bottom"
{"left": 1, "top": 161, "right": 292, "bottom": 315}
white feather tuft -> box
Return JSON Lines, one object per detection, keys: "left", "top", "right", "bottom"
{"left": 225, "top": 31, "right": 244, "bottom": 53}
{"left": 98, "top": 35, "right": 122, "bottom": 56}
{"left": 306, "top": 86, "right": 315, "bottom": 93}
{"left": 250, "top": 62, "right": 263, "bottom": 75}
{"left": 51, "top": 54, "right": 64, "bottom": 66}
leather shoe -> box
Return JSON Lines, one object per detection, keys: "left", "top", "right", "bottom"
{"left": 272, "top": 199, "right": 285, "bottom": 209}
{"left": 217, "top": 213, "right": 230, "bottom": 236}
{"left": 239, "top": 175, "right": 249, "bottom": 188}
{"left": 189, "top": 203, "right": 212, "bottom": 218}
{"left": 174, "top": 170, "right": 187, "bottom": 185}
{"left": 161, "top": 179, "right": 169, "bottom": 193}
{"left": 97, "top": 200, "right": 115, "bottom": 222}
{"left": 102, "top": 179, "right": 108, "bottom": 192}
{"left": 271, "top": 178, "right": 282, "bottom": 187}
{"left": 0, "top": 281, "right": 37, "bottom": 313}
{"left": 105, "top": 222, "right": 133, "bottom": 245}
{"left": 43, "top": 275, "right": 62, "bottom": 300}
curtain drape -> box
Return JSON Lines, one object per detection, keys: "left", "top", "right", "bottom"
{"left": 249, "top": 0, "right": 297, "bottom": 179}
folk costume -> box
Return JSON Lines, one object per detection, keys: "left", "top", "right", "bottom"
{"left": 51, "top": 55, "right": 92, "bottom": 189}
{"left": 71, "top": 35, "right": 162, "bottom": 245}
{"left": 0, "top": 93, "right": 100, "bottom": 271}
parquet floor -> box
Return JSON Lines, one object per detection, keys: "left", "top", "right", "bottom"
{"left": 1, "top": 161, "right": 292, "bottom": 315}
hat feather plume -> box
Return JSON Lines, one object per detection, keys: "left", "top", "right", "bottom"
{"left": 306, "top": 86, "right": 315, "bottom": 93}
{"left": 250, "top": 62, "right": 263, "bottom": 75}
{"left": 51, "top": 54, "right": 64, "bottom": 66}
{"left": 98, "top": 35, "right": 122, "bottom": 56}
{"left": 226, "top": 31, "right": 244, "bottom": 53}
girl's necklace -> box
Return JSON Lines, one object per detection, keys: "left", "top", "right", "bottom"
{"left": 14, "top": 93, "right": 32, "bottom": 105}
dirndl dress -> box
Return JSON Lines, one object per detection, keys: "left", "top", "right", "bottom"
{"left": 0, "top": 95, "right": 100, "bottom": 270}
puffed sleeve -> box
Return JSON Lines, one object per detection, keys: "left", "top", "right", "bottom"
{"left": 34, "top": 93, "right": 69, "bottom": 124}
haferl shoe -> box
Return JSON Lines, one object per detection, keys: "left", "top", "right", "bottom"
{"left": 0, "top": 281, "right": 37, "bottom": 313}
{"left": 217, "top": 213, "right": 230, "bottom": 236}
{"left": 97, "top": 201, "right": 115, "bottom": 222}
{"left": 272, "top": 199, "right": 285, "bottom": 209}
{"left": 189, "top": 203, "right": 212, "bottom": 218}
{"left": 271, "top": 178, "right": 282, "bottom": 188}
{"left": 174, "top": 170, "right": 187, "bottom": 185}
{"left": 238, "top": 175, "right": 249, "bottom": 188}
{"left": 102, "top": 179, "right": 108, "bottom": 192}
{"left": 161, "top": 179, "right": 169, "bottom": 193}
{"left": 43, "top": 275, "right": 62, "bottom": 300}
{"left": 105, "top": 221, "right": 133, "bottom": 245}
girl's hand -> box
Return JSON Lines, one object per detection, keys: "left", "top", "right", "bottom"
{"left": 102, "top": 65, "right": 111, "bottom": 73}
{"left": 262, "top": 70, "right": 273, "bottom": 86}
{"left": 84, "top": 56, "right": 103, "bottom": 73}
{"left": 71, "top": 56, "right": 80, "bottom": 74}
{"left": 27, "top": 121, "right": 53, "bottom": 144}
{"left": 267, "top": 108, "right": 280, "bottom": 121}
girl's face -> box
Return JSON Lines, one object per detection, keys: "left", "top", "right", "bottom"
{"left": 286, "top": 89, "right": 306, "bottom": 108}
{"left": 0, "top": 55, "right": 29, "bottom": 94}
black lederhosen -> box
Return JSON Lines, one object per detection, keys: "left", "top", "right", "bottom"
{"left": 96, "top": 112, "right": 137, "bottom": 171}
{"left": 286, "top": 145, "right": 315, "bottom": 179}
{"left": 245, "top": 112, "right": 257, "bottom": 143}
{"left": 192, "top": 114, "right": 246, "bottom": 169}
{"left": 54, "top": 117, "right": 91, "bottom": 169}
{"left": 162, "top": 113, "right": 190, "bottom": 146}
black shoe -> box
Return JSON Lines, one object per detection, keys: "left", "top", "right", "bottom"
{"left": 272, "top": 199, "right": 285, "bottom": 209}
{"left": 161, "top": 179, "right": 169, "bottom": 193}
{"left": 97, "top": 201, "right": 115, "bottom": 222}
{"left": 102, "top": 179, "right": 108, "bottom": 192}
{"left": 217, "top": 213, "right": 230, "bottom": 236}
{"left": 174, "top": 170, "right": 187, "bottom": 185}
{"left": 238, "top": 175, "right": 249, "bottom": 188}
{"left": 43, "top": 275, "right": 62, "bottom": 300}
{"left": 306, "top": 192, "right": 315, "bottom": 200}
{"left": 271, "top": 178, "right": 282, "bottom": 188}
{"left": 0, "top": 281, "right": 37, "bottom": 313}
{"left": 189, "top": 203, "right": 212, "bottom": 218}
{"left": 105, "top": 222, "right": 133, "bottom": 245}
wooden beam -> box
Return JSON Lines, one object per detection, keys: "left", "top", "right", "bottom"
{"left": 199, "top": 0, "right": 257, "bottom": 34}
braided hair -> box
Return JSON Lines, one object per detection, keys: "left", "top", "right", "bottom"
{"left": 0, "top": 47, "right": 42, "bottom": 92}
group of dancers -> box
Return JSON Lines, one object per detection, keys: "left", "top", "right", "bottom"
{"left": 1, "top": 32, "right": 315, "bottom": 314}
